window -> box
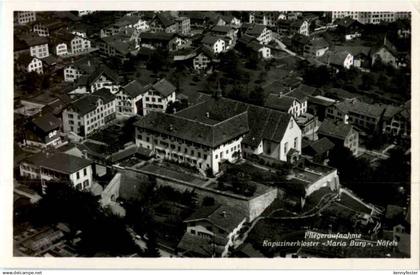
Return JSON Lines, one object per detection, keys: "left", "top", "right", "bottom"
{"left": 83, "top": 168, "right": 87, "bottom": 176}
{"left": 284, "top": 142, "right": 288, "bottom": 154}
{"left": 294, "top": 137, "right": 298, "bottom": 149}
{"left": 76, "top": 171, "right": 80, "bottom": 180}
{"left": 191, "top": 150, "right": 194, "bottom": 156}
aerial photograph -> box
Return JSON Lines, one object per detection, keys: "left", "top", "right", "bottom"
{"left": 12, "top": 10, "right": 411, "bottom": 258}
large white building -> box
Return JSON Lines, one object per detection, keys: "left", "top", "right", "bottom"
{"left": 332, "top": 11, "right": 410, "bottom": 24}
{"left": 62, "top": 88, "right": 117, "bottom": 137}
{"left": 135, "top": 110, "right": 248, "bottom": 175}
{"left": 19, "top": 152, "right": 93, "bottom": 191}
{"left": 135, "top": 96, "right": 302, "bottom": 173}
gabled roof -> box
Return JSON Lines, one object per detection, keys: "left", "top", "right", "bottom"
{"left": 201, "top": 35, "right": 223, "bottom": 46}
{"left": 23, "top": 152, "right": 91, "bottom": 174}
{"left": 318, "top": 119, "right": 354, "bottom": 140}
{"left": 70, "top": 88, "right": 116, "bottom": 116}
{"left": 334, "top": 45, "right": 371, "bottom": 57}
{"left": 151, "top": 78, "right": 176, "bottom": 97}
{"left": 319, "top": 50, "right": 352, "bottom": 66}
{"left": 308, "top": 37, "right": 329, "bottom": 49}
{"left": 175, "top": 97, "right": 293, "bottom": 148}
{"left": 211, "top": 25, "right": 234, "bottom": 34}
{"left": 122, "top": 79, "right": 147, "bottom": 98}
{"left": 134, "top": 110, "right": 249, "bottom": 148}
{"left": 154, "top": 12, "right": 176, "bottom": 28}
{"left": 245, "top": 24, "right": 267, "bottom": 36}
{"left": 334, "top": 100, "right": 386, "bottom": 118}
{"left": 19, "top": 34, "right": 49, "bottom": 47}
{"left": 31, "top": 112, "right": 61, "bottom": 133}
{"left": 114, "top": 15, "right": 142, "bottom": 27}
{"left": 17, "top": 53, "right": 38, "bottom": 67}
{"left": 265, "top": 94, "right": 297, "bottom": 112}
{"left": 184, "top": 204, "right": 247, "bottom": 232}
{"left": 139, "top": 31, "right": 176, "bottom": 42}
{"left": 87, "top": 65, "right": 120, "bottom": 86}
{"left": 303, "top": 137, "right": 335, "bottom": 156}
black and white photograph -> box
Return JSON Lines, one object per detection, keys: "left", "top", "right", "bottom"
{"left": 5, "top": 6, "right": 417, "bottom": 266}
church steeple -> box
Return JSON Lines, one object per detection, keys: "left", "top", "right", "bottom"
{"left": 213, "top": 79, "right": 223, "bottom": 99}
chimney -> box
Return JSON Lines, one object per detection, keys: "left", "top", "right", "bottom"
{"left": 221, "top": 210, "right": 226, "bottom": 218}
{"left": 169, "top": 124, "right": 174, "bottom": 131}
{"left": 205, "top": 112, "right": 210, "bottom": 118}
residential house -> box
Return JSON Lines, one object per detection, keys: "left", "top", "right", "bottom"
{"left": 32, "top": 21, "right": 66, "bottom": 37}
{"left": 201, "top": 35, "right": 226, "bottom": 54}
{"left": 139, "top": 32, "right": 180, "bottom": 51}
{"left": 100, "top": 15, "right": 149, "bottom": 38}
{"left": 51, "top": 31, "right": 92, "bottom": 56}
{"left": 210, "top": 25, "right": 238, "bottom": 42}
{"left": 73, "top": 65, "right": 121, "bottom": 94}
{"left": 334, "top": 46, "right": 371, "bottom": 70}
{"left": 303, "top": 37, "right": 329, "bottom": 58}
{"left": 318, "top": 119, "right": 359, "bottom": 155}
{"left": 193, "top": 47, "right": 216, "bottom": 72}
{"left": 19, "top": 151, "right": 93, "bottom": 191}
{"left": 325, "top": 99, "right": 386, "bottom": 132}
{"left": 382, "top": 102, "right": 410, "bottom": 137}
{"left": 237, "top": 35, "right": 271, "bottom": 59}
{"left": 177, "top": 204, "right": 247, "bottom": 257}
{"left": 175, "top": 17, "right": 191, "bottom": 35}
{"left": 19, "top": 34, "right": 50, "bottom": 59}
{"left": 63, "top": 56, "right": 103, "bottom": 82}
{"left": 333, "top": 17, "right": 363, "bottom": 41}
{"left": 15, "top": 11, "right": 36, "bottom": 25}
{"left": 220, "top": 15, "right": 241, "bottom": 27}
{"left": 116, "top": 79, "right": 146, "bottom": 115}
{"left": 265, "top": 94, "right": 305, "bottom": 118}
{"left": 137, "top": 78, "right": 177, "bottom": 116}
{"left": 331, "top": 11, "right": 410, "bottom": 25}
{"left": 302, "top": 137, "right": 335, "bottom": 164}
{"left": 149, "top": 12, "right": 178, "bottom": 33}
{"left": 62, "top": 88, "right": 117, "bottom": 136}
{"left": 23, "top": 112, "right": 62, "bottom": 148}
{"left": 16, "top": 54, "right": 43, "bottom": 74}
{"left": 244, "top": 24, "right": 272, "bottom": 45}
{"left": 249, "top": 11, "right": 280, "bottom": 27}
{"left": 290, "top": 34, "right": 310, "bottom": 56}
{"left": 371, "top": 37, "right": 403, "bottom": 68}
{"left": 319, "top": 50, "right": 354, "bottom": 69}
{"left": 277, "top": 19, "right": 310, "bottom": 37}
{"left": 98, "top": 35, "right": 138, "bottom": 61}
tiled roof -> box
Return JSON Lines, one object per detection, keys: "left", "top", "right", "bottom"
{"left": 304, "top": 137, "right": 335, "bottom": 155}
{"left": 335, "top": 100, "right": 386, "bottom": 118}
{"left": 334, "top": 45, "right": 371, "bottom": 57}
{"left": 265, "top": 94, "right": 296, "bottom": 112}
{"left": 139, "top": 31, "right": 175, "bottom": 41}
{"left": 201, "top": 35, "right": 223, "bottom": 46}
{"left": 318, "top": 119, "right": 354, "bottom": 140}
{"left": 70, "top": 88, "right": 116, "bottom": 116}
{"left": 319, "top": 50, "right": 352, "bottom": 66}
{"left": 245, "top": 24, "right": 266, "bottom": 36}
{"left": 122, "top": 80, "right": 147, "bottom": 98}
{"left": 17, "top": 53, "right": 37, "bottom": 67}
{"left": 23, "top": 152, "right": 91, "bottom": 174}
{"left": 31, "top": 112, "right": 61, "bottom": 133}
{"left": 308, "top": 37, "right": 329, "bottom": 49}
{"left": 287, "top": 84, "right": 317, "bottom": 101}
{"left": 211, "top": 25, "right": 233, "bottom": 34}
{"left": 152, "top": 78, "right": 176, "bottom": 97}
{"left": 185, "top": 204, "right": 246, "bottom": 232}
{"left": 155, "top": 12, "right": 176, "bottom": 28}
{"left": 177, "top": 232, "right": 225, "bottom": 257}
{"left": 19, "top": 34, "right": 48, "bottom": 47}
{"left": 175, "top": 97, "right": 293, "bottom": 148}
{"left": 134, "top": 110, "right": 249, "bottom": 148}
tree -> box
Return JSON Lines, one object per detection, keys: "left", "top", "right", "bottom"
{"left": 303, "top": 65, "right": 331, "bottom": 87}
{"left": 202, "top": 196, "right": 215, "bottom": 206}
{"left": 143, "top": 227, "right": 161, "bottom": 257}
{"left": 248, "top": 86, "right": 265, "bottom": 106}
{"left": 147, "top": 50, "right": 167, "bottom": 73}
{"left": 360, "top": 73, "right": 375, "bottom": 90}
